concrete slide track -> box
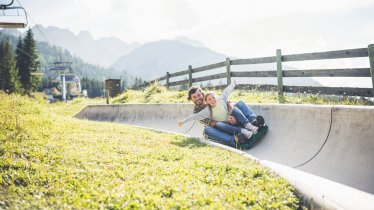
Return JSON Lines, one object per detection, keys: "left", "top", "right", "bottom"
{"left": 76, "top": 104, "right": 374, "bottom": 199}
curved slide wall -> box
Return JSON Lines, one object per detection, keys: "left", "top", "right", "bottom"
{"left": 76, "top": 103, "right": 374, "bottom": 195}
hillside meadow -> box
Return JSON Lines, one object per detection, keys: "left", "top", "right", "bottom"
{"left": 0, "top": 91, "right": 302, "bottom": 209}
{"left": 112, "top": 83, "right": 373, "bottom": 105}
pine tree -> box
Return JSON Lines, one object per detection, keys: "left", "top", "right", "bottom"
{"left": 16, "top": 36, "right": 27, "bottom": 92}
{"left": 0, "top": 40, "right": 6, "bottom": 90}
{"left": 16, "top": 29, "right": 41, "bottom": 93}
{"left": 132, "top": 77, "right": 144, "bottom": 89}
{"left": 0, "top": 40, "right": 21, "bottom": 93}
{"left": 0, "top": 41, "right": 4, "bottom": 90}
{"left": 24, "top": 29, "right": 41, "bottom": 91}
{"left": 80, "top": 77, "right": 104, "bottom": 98}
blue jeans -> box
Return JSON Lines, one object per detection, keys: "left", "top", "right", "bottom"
{"left": 234, "top": 100, "right": 257, "bottom": 122}
{"left": 215, "top": 121, "right": 241, "bottom": 135}
{"left": 204, "top": 126, "right": 236, "bottom": 145}
{"left": 214, "top": 107, "right": 250, "bottom": 135}
{"left": 203, "top": 100, "right": 257, "bottom": 145}
{"left": 230, "top": 107, "right": 251, "bottom": 128}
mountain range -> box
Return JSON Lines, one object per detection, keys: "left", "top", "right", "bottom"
{"left": 1, "top": 26, "right": 322, "bottom": 87}
{"left": 32, "top": 25, "right": 140, "bottom": 67}
{"left": 111, "top": 40, "right": 229, "bottom": 80}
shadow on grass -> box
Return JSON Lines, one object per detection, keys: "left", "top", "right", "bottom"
{"left": 171, "top": 137, "right": 207, "bottom": 148}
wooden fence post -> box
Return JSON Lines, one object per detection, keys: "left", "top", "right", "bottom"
{"left": 188, "top": 65, "right": 193, "bottom": 87}
{"left": 368, "top": 44, "right": 374, "bottom": 97}
{"left": 226, "top": 58, "right": 231, "bottom": 85}
{"left": 166, "top": 72, "right": 170, "bottom": 89}
{"left": 276, "top": 49, "right": 285, "bottom": 103}
{"left": 106, "top": 90, "right": 110, "bottom": 104}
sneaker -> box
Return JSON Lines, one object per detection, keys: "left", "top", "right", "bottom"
{"left": 245, "top": 123, "right": 259, "bottom": 133}
{"left": 235, "top": 133, "right": 248, "bottom": 144}
{"left": 252, "top": 115, "right": 265, "bottom": 127}
{"left": 241, "top": 128, "right": 254, "bottom": 139}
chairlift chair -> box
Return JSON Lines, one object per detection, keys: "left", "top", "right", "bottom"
{"left": 0, "top": 0, "right": 28, "bottom": 28}
{"left": 49, "top": 61, "right": 73, "bottom": 73}
{"left": 0, "top": 22, "right": 25, "bottom": 28}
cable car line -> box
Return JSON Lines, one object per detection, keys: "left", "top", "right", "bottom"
{"left": 15, "top": 0, "right": 51, "bottom": 44}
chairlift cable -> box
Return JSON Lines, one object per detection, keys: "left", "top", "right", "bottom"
{"left": 15, "top": 45, "right": 34, "bottom": 58}
{"left": 1, "top": 0, "right": 60, "bottom": 75}
{"left": 15, "top": 0, "right": 51, "bottom": 44}
{"left": 0, "top": 30, "right": 34, "bottom": 59}
{"left": 15, "top": 0, "right": 60, "bottom": 68}
{"left": 4, "top": 0, "right": 77, "bottom": 79}
{"left": 0, "top": 28, "right": 34, "bottom": 59}
{"left": 13, "top": 0, "right": 27, "bottom": 21}
{"left": 15, "top": 0, "right": 67, "bottom": 63}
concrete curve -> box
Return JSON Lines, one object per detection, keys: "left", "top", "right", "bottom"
{"left": 297, "top": 105, "right": 374, "bottom": 194}
{"left": 75, "top": 103, "right": 374, "bottom": 195}
{"left": 241, "top": 104, "right": 333, "bottom": 168}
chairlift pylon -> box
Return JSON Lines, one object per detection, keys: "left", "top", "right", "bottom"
{"left": 48, "top": 60, "right": 82, "bottom": 101}
{"left": 0, "top": 0, "right": 28, "bottom": 28}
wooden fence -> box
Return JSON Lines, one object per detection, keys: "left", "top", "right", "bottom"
{"left": 143, "top": 44, "right": 374, "bottom": 102}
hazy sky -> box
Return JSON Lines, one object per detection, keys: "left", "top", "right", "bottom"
{"left": 4, "top": 0, "right": 374, "bottom": 58}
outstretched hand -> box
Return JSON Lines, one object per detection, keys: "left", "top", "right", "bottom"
{"left": 178, "top": 121, "right": 184, "bottom": 127}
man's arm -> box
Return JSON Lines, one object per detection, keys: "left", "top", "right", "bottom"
{"left": 193, "top": 105, "right": 210, "bottom": 126}
{"left": 181, "top": 107, "right": 210, "bottom": 124}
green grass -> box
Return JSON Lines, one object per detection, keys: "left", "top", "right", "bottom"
{"left": 0, "top": 91, "right": 302, "bottom": 209}
{"left": 112, "top": 83, "right": 373, "bottom": 105}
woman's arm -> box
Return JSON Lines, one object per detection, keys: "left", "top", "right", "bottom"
{"left": 221, "top": 79, "right": 237, "bottom": 102}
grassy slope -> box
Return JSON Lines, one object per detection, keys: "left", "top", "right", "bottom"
{"left": 0, "top": 92, "right": 301, "bottom": 209}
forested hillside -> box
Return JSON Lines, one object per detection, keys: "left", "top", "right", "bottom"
{"left": 0, "top": 30, "right": 141, "bottom": 97}
{"left": 0, "top": 31, "right": 126, "bottom": 79}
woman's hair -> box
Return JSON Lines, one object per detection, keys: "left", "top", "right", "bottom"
{"left": 203, "top": 91, "right": 215, "bottom": 119}
{"left": 203, "top": 91, "right": 215, "bottom": 105}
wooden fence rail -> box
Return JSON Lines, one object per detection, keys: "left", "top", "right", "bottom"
{"left": 142, "top": 45, "right": 374, "bottom": 102}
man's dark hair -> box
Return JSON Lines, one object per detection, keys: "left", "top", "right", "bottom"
{"left": 187, "top": 86, "right": 202, "bottom": 100}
